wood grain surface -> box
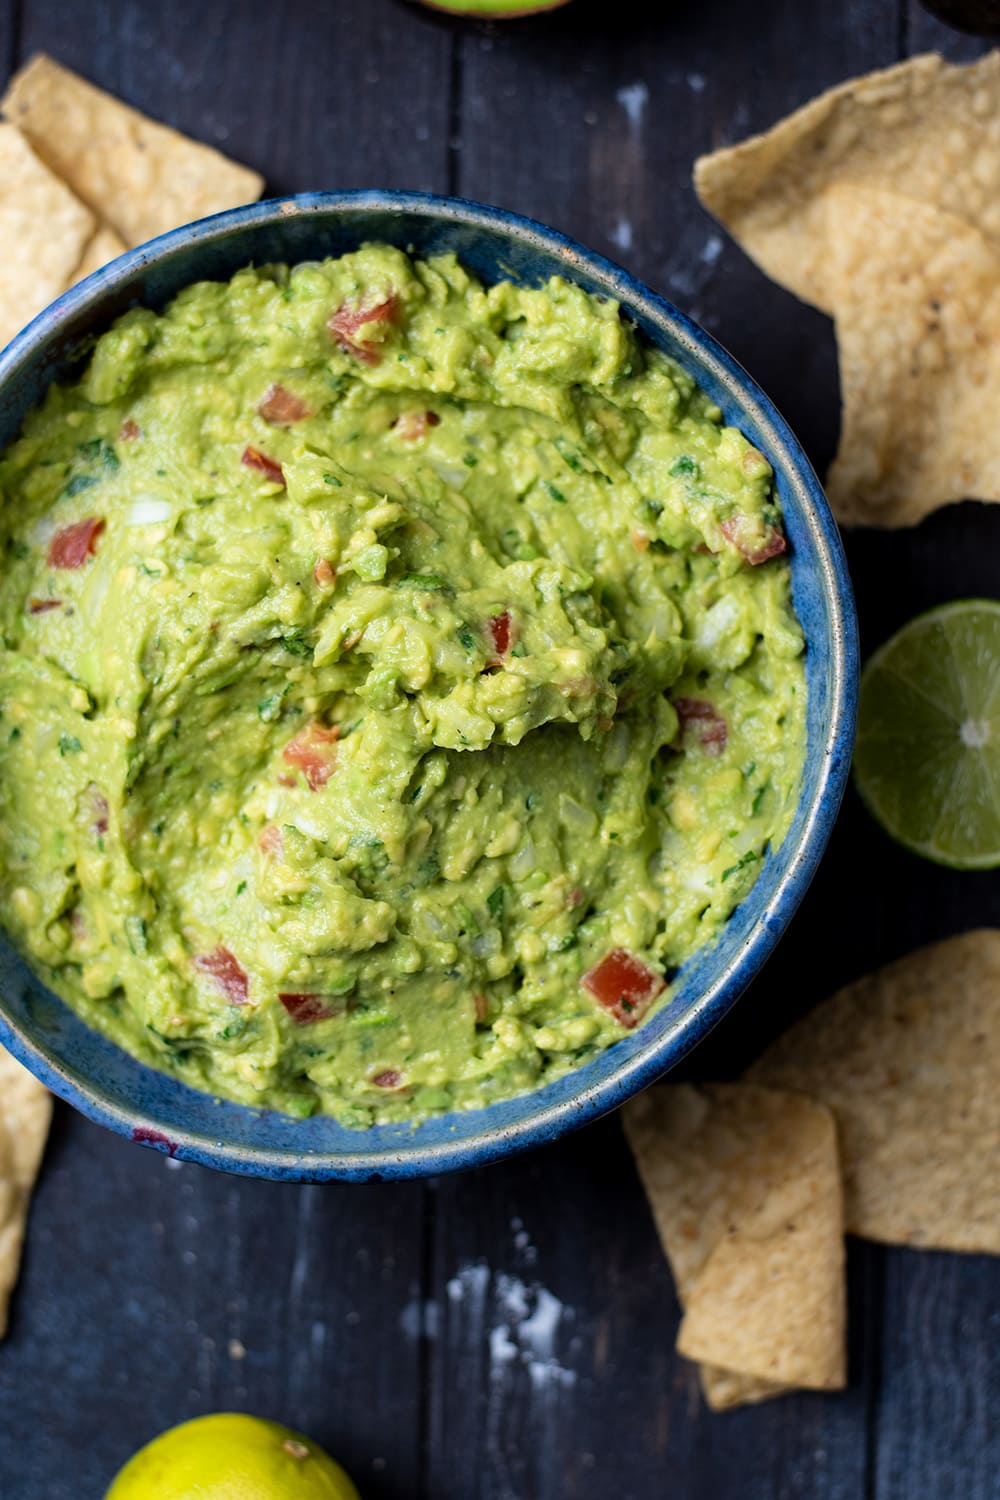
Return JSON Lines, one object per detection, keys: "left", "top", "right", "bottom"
{"left": 0, "top": 2, "right": 997, "bottom": 1497}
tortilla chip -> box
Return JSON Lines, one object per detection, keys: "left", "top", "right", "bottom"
{"left": 0, "top": 1046, "right": 52, "bottom": 1337}
{"left": 747, "top": 929, "right": 1000, "bottom": 1251}
{"left": 2, "top": 54, "right": 263, "bottom": 248}
{"left": 694, "top": 52, "right": 1000, "bottom": 314}
{"left": 623, "top": 1084, "right": 846, "bottom": 1409}
{"left": 69, "top": 224, "right": 128, "bottom": 287}
{"left": 823, "top": 187, "right": 1000, "bottom": 527}
{"left": 0, "top": 122, "right": 94, "bottom": 348}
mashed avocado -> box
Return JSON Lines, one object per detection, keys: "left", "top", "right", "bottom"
{"left": 0, "top": 246, "right": 805, "bottom": 1127}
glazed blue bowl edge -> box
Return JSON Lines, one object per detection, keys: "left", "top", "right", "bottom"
{"left": 0, "top": 192, "right": 859, "bottom": 1182}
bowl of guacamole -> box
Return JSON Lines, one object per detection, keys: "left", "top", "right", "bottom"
{"left": 0, "top": 193, "right": 857, "bottom": 1179}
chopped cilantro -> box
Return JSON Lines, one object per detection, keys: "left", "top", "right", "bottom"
{"left": 487, "top": 884, "right": 507, "bottom": 920}
{"left": 544, "top": 481, "right": 566, "bottom": 503}
{"left": 280, "top": 629, "right": 312, "bottom": 658}
{"left": 58, "top": 733, "right": 82, "bottom": 756}
{"left": 63, "top": 474, "right": 98, "bottom": 498}
{"left": 670, "top": 454, "right": 698, "bottom": 479}
{"left": 722, "top": 850, "right": 759, "bottom": 882}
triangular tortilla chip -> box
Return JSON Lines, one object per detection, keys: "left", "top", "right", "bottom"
{"left": 747, "top": 929, "right": 1000, "bottom": 1251}
{"left": 623, "top": 1084, "right": 845, "bottom": 1409}
{"left": 824, "top": 187, "right": 1000, "bottom": 527}
{"left": 694, "top": 51, "right": 1000, "bottom": 314}
{"left": 0, "top": 122, "right": 94, "bottom": 347}
{"left": 69, "top": 224, "right": 128, "bottom": 287}
{"left": 2, "top": 54, "right": 263, "bottom": 248}
{"left": 0, "top": 1046, "right": 52, "bottom": 1337}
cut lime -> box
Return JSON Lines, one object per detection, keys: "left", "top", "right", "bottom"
{"left": 854, "top": 599, "right": 1000, "bottom": 869}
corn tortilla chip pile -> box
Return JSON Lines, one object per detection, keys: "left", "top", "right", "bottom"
{"left": 623, "top": 1084, "right": 846, "bottom": 1410}
{"left": 0, "top": 123, "right": 94, "bottom": 346}
{"left": 624, "top": 929, "right": 1000, "bottom": 1410}
{"left": 0, "top": 53, "right": 263, "bottom": 351}
{"left": 748, "top": 929, "right": 1000, "bottom": 1252}
{"left": 0, "top": 1046, "right": 52, "bottom": 1338}
{"left": 694, "top": 52, "right": 1000, "bottom": 528}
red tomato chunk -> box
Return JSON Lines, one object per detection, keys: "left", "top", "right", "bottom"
{"left": 257, "top": 383, "right": 310, "bottom": 425}
{"left": 581, "top": 949, "right": 664, "bottom": 1028}
{"left": 279, "top": 993, "right": 338, "bottom": 1025}
{"left": 328, "top": 293, "right": 399, "bottom": 365}
{"left": 48, "top": 517, "right": 105, "bottom": 568}
{"left": 488, "top": 610, "right": 513, "bottom": 659}
{"left": 674, "top": 697, "right": 728, "bottom": 755}
{"left": 193, "top": 946, "right": 249, "bottom": 1005}
{"left": 241, "top": 445, "right": 285, "bottom": 486}
{"left": 282, "top": 722, "right": 340, "bottom": 791}
{"left": 720, "top": 514, "right": 787, "bottom": 565}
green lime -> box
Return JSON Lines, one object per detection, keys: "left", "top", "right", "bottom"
{"left": 854, "top": 599, "right": 1000, "bottom": 869}
{"left": 104, "top": 1413, "right": 361, "bottom": 1500}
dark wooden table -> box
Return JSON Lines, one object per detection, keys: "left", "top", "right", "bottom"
{"left": 1, "top": 2, "right": 999, "bottom": 1496}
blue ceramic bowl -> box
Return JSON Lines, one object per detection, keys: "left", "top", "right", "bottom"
{"left": 0, "top": 192, "right": 858, "bottom": 1181}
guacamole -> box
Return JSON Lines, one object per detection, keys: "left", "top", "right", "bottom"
{"left": 0, "top": 246, "right": 805, "bottom": 1127}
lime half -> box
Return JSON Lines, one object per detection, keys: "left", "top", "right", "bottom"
{"left": 854, "top": 600, "right": 1000, "bottom": 869}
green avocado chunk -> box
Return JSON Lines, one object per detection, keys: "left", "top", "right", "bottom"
{"left": 0, "top": 245, "right": 805, "bottom": 1127}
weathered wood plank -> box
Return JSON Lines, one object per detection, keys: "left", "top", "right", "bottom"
{"left": 455, "top": 0, "right": 900, "bottom": 469}
{"left": 16, "top": 0, "right": 454, "bottom": 193}
{"left": 872, "top": 1249, "right": 1000, "bottom": 1500}
{"left": 423, "top": 1119, "right": 875, "bottom": 1500}
{"left": 0, "top": 1115, "right": 426, "bottom": 1499}
{"left": 0, "top": 1, "right": 14, "bottom": 79}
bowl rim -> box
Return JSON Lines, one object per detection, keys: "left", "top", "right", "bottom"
{"left": 0, "top": 189, "right": 859, "bottom": 1180}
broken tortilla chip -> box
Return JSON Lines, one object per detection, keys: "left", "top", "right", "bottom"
{"left": 2, "top": 54, "right": 263, "bottom": 248}
{"left": 824, "top": 186, "right": 1000, "bottom": 527}
{"left": 68, "top": 224, "right": 128, "bottom": 287}
{"left": 0, "top": 122, "right": 94, "bottom": 348}
{"left": 694, "top": 51, "right": 1000, "bottom": 315}
{"left": 0, "top": 1046, "right": 52, "bottom": 1338}
{"left": 623, "top": 1083, "right": 845, "bottom": 1410}
{"left": 747, "top": 929, "right": 1000, "bottom": 1252}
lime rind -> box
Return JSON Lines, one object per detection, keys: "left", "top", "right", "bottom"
{"left": 854, "top": 599, "right": 1000, "bottom": 870}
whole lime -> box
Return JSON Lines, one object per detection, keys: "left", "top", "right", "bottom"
{"left": 104, "top": 1413, "right": 361, "bottom": 1500}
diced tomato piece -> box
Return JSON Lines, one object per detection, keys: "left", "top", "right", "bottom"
{"left": 473, "top": 993, "right": 489, "bottom": 1024}
{"left": 720, "top": 514, "right": 787, "bottom": 565}
{"left": 48, "top": 517, "right": 105, "bottom": 569}
{"left": 327, "top": 293, "right": 400, "bottom": 365}
{"left": 258, "top": 383, "right": 311, "bottom": 425}
{"left": 313, "top": 558, "right": 336, "bottom": 589}
{"left": 119, "top": 419, "right": 141, "bottom": 442}
{"left": 581, "top": 949, "right": 664, "bottom": 1028}
{"left": 392, "top": 409, "right": 439, "bottom": 441}
{"left": 631, "top": 529, "right": 650, "bottom": 553}
{"left": 371, "top": 1068, "right": 404, "bottom": 1089}
{"left": 193, "top": 945, "right": 249, "bottom": 1005}
{"left": 674, "top": 697, "right": 728, "bottom": 756}
{"left": 282, "top": 721, "right": 340, "bottom": 791}
{"left": 566, "top": 886, "right": 585, "bottom": 910}
{"left": 242, "top": 445, "right": 286, "bottom": 486}
{"left": 29, "top": 598, "right": 62, "bottom": 613}
{"left": 487, "top": 610, "right": 514, "bottom": 661}
{"left": 258, "top": 824, "right": 283, "bottom": 854}
{"left": 279, "top": 992, "right": 338, "bottom": 1025}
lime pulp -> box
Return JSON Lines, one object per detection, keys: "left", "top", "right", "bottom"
{"left": 853, "top": 599, "right": 1000, "bottom": 869}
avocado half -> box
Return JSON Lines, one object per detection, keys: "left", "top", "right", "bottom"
{"left": 415, "top": 0, "right": 572, "bottom": 16}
